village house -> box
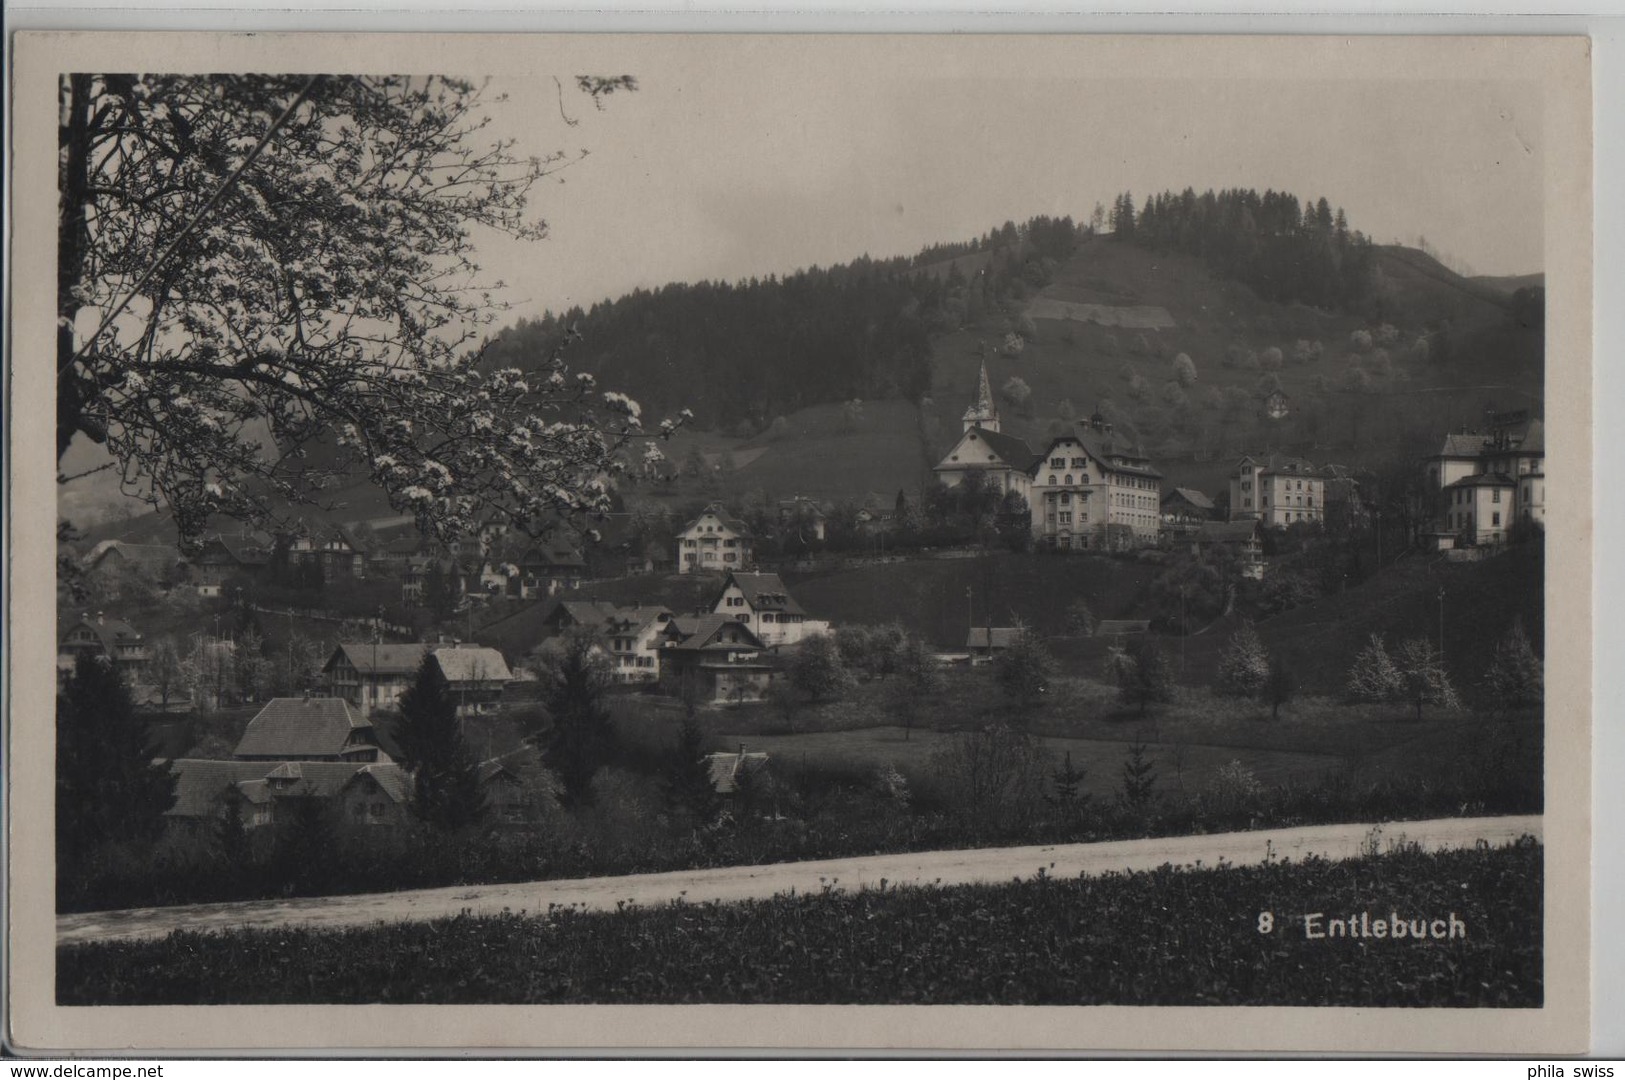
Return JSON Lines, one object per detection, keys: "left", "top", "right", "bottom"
{"left": 658, "top": 614, "right": 775, "bottom": 703}
{"left": 233, "top": 695, "right": 391, "bottom": 762}
{"left": 322, "top": 642, "right": 512, "bottom": 717}
{"left": 528, "top": 598, "right": 674, "bottom": 683}
{"left": 1424, "top": 412, "right": 1545, "bottom": 548}
{"left": 966, "top": 626, "right": 1021, "bottom": 660}
{"left": 166, "top": 758, "right": 413, "bottom": 832}
{"left": 191, "top": 533, "right": 271, "bottom": 597}
{"left": 931, "top": 362, "right": 1038, "bottom": 501}
{"left": 711, "top": 571, "right": 828, "bottom": 648}
{"left": 676, "top": 504, "right": 755, "bottom": 575}
{"left": 1192, "top": 519, "right": 1267, "bottom": 580}
{"left": 1161, "top": 487, "right": 1218, "bottom": 531}
{"left": 1028, "top": 413, "right": 1164, "bottom": 551}
{"left": 57, "top": 612, "right": 152, "bottom": 684}
{"left": 515, "top": 542, "right": 587, "bottom": 598}
{"left": 81, "top": 541, "right": 189, "bottom": 595}
{"left": 286, "top": 522, "right": 369, "bottom": 580}
{"left": 401, "top": 555, "right": 467, "bottom": 606}
{"left": 1228, "top": 454, "right": 1326, "bottom": 528}
{"left": 777, "top": 497, "right": 828, "bottom": 541}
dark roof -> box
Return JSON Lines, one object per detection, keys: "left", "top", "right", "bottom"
{"left": 1163, "top": 487, "right": 1215, "bottom": 510}
{"left": 957, "top": 427, "right": 1040, "bottom": 472}
{"left": 520, "top": 544, "right": 587, "bottom": 570}
{"left": 1240, "top": 453, "right": 1322, "bottom": 478}
{"left": 1445, "top": 472, "right": 1517, "bottom": 489}
{"left": 967, "top": 627, "right": 1021, "bottom": 650}
{"left": 1434, "top": 418, "right": 1544, "bottom": 459}
{"left": 59, "top": 615, "right": 147, "bottom": 654}
{"left": 666, "top": 614, "right": 768, "bottom": 652}
{"left": 232, "top": 697, "right": 373, "bottom": 760}
{"left": 1196, "top": 520, "right": 1262, "bottom": 543}
{"left": 678, "top": 504, "right": 753, "bottom": 539}
{"left": 328, "top": 643, "right": 429, "bottom": 677}
{"left": 544, "top": 599, "right": 624, "bottom": 630}
{"left": 719, "top": 572, "right": 806, "bottom": 617}
{"left": 85, "top": 542, "right": 184, "bottom": 572}
{"left": 168, "top": 759, "right": 408, "bottom": 817}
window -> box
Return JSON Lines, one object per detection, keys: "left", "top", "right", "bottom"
{"left": 1492, "top": 489, "right": 1501, "bottom": 503}
{"left": 1060, "top": 492, "right": 1071, "bottom": 505}
{"left": 723, "top": 553, "right": 736, "bottom": 562}
{"left": 1051, "top": 456, "right": 1065, "bottom": 468}
{"left": 1072, "top": 457, "right": 1087, "bottom": 470}
{"left": 1492, "top": 512, "right": 1501, "bottom": 527}
{"left": 1064, "top": 475, "right": 1073, "bottom": 486}
{"left": 1059, "top": 512, "right": 1072, "bottom": 524}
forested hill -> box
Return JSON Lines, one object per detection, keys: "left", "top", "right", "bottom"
{"left": 483, "top": 190, "right": 1390, "bottom": 434}
{"left": 480, "top": 215, "right": 1081, "bottom": 432}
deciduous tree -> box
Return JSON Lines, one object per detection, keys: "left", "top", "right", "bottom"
{"left": 1215, "top": 620, "right": 1270, "bottom": 698}
{"left": 57, "top": 73, "right": 663, "bottom": 549}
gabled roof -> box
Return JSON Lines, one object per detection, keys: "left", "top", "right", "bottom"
{"left": 232, "top": 697, "right": 373, "bottom": 760}
{"left": 84, "top": 541, "right": 184, "bottom": 573}
{"left": 940, "top": 426, "right": 1040, "bottom": 472}
{"left": 431, "top": 645, "right": 512, "bottom": 684}
{"left": 718, "top": 572, "right": 806, "bottom": 616}
{"left": 604, "top": 605, "right": 674, "bottom": 638}
{"left": 328, "top": 643, "right": 430, "bottom": 677}
{"left": 544, "top": 599, "right": 625, "bottom": 630}
{"left": 967, "top": 627, "right": 1021, "bottom": 650}
{"left": 1196, "top": 520, "right": 1262, "bottom": 543}
{"left": 1238, "top": 453, "right": 1321, "bottom": 478}
{"left": 519, "top": 544, "right": 587, "bottom": 570}
{"left": 1036, "top": 427, "right": 1163, "bottom": 480}
{"left": 1163, "top": 487, "right": 1214, "bottom": 510}
{"left": 704, "top": 751, "right": 770, "bottom": 795}
{"left": 195, "top": 534, "right": 270, "bottom": 566}
{"left": 1096, "top": 619, "right": 1152, "bottom": 635}
{"left": 59, "top": 614, "right": 147, "bottom": 654}
{"left": 1445, "top": 471, "right": 1517, "bottom": 489}
{"left": 666, "top": 614, "right": 768, "bottom": 652}
{"left": 167, "top": 759, "right": 407, "bottom": 817}
{"left": 677, "top": 503, "right": 753, "bottom": 538}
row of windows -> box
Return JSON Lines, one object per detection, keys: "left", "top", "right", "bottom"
{"left": 1048, "top": 456, "right": 1089, "bottom": 470}
{"left": 683, "top": 552, "right": 740, "bottom": 563}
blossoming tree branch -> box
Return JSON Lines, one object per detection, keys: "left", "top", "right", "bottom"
{"left": 57, "top": 72, "right": 675, "bottom": 550}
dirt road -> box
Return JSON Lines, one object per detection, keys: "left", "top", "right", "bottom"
{"left": 58, "top": 814, "right": 1541, "bottom": 946}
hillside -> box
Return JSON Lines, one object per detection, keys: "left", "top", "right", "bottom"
{"left": 63, "top": 215, "right": 1543, "bottom": 546}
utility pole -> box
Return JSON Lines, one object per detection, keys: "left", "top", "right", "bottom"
{"left": 966, "top": 586, "right": 974, "bottom": 645}
{"left": 1437, "top": 586, "right": 1446, "bottom": 665}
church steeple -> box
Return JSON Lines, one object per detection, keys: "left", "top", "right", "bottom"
{"left": 962, "top": 360, "right": 1001, "bottom": 433}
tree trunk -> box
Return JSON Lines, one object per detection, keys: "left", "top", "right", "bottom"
{"left": 58, "top": 74, "right": 95, "bottom": 461}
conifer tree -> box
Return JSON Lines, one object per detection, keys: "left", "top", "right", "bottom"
{"left": 1484, "top": 619, "right": 1543, "bottom": 710}
{"left": 56, "top": 652, "right": 177, "bottom": 865}
{"left": 394, "top": 655, "right": 489, "bottom": 831}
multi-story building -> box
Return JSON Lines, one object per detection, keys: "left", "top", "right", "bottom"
{"left": 676, "top": 504, "right": 754, "bottom": 574}
{"left": 1424, "top": 414, "right": 1544, "bottom": 547}
{"left": 57, "top": 612, "right": 153, "bottom": 684}
{"left": 1028, "top": 414, "right": 1164, "bottom": 551}
{"left": 1228, "top": 454, "right": 1326, "bottom": 528}
{"left": 323, "top": 642, "right": 512, "bottom": 716}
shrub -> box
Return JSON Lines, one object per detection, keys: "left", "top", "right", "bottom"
{"left": 1483, "top": 620, "right": 1543, "bottom": 709}
{"left": 1259, "top": 346, "right": 1284, "bottom": 371}
{"left": 1172, "top": 352, "right": 1197, "bottom": 386}
{"left": 1215, "top": 621, "right": 1270, "bottom": 697}
{"left": 928, "top": 724, "right": 1052, "bottom": 830}
{"left": 1346, "top": 633, "right": 1403, "bottom": 703}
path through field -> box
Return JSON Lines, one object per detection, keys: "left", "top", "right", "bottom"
{"left": 58, "top": 814, "right": 1540, "bottom": 946}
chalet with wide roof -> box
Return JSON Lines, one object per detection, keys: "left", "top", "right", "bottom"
{"left": 711, "top": 571, "right": 827, "bottom": 647}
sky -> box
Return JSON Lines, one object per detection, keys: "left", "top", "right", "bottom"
{"left": 467, "top": 43, "right": 1546, "bottom": 321}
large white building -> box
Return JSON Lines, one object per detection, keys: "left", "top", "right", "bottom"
{"left": 675, "top": 504, "right": 755, "bottom": 575}
{"left": 1424, "top": 413, "right": 1544, "bottom": 547}
{"left": 932, "top": 366, "right": 1163, "bottom": 550}
{"left": 1228, "top": 454, "right": 1326, "bottom": 528}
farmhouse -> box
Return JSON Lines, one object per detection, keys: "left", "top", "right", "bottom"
{"left": 658, "top": 614, "right": 775, "bottom": 703}
{"left": 1228, "top": 454, "right": 1326, "bottom": 528}
{"left": 81, "top": 541, "right": 188, "bottom": 595}
{"left": 712, "top": 571, "right": 828, "bottom": 648}
{"left": 323, "top": 642, "right": 512, "bottom": 717}
{"left": 1424, "top": 413, "right": 1544, "bottom": 547}
{"left": 191, "top": 533, "right": 271, "bottom": 596}
{"left": 676, "top": 504, "right": 755, "bottom": 575}
{"left": 167, "top": 758, "right": 411, "bottom": 831}
{"left": 286, "top": 522, "right": 369, "bottom": 580}
{"left": 966, "top": 626, "right": 1021, "bottom": 658}
{"left": 1161, "top": 487, "right": 1217, "bottom": 528}
{"left": 1192, "top": 519, "right": 1266, "bottom": 580}
{"left": 232, "top": 695, "right": 390, "bottom": 763}
{"left": 57, "top": 612, "right": 152, "bottom": 684}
